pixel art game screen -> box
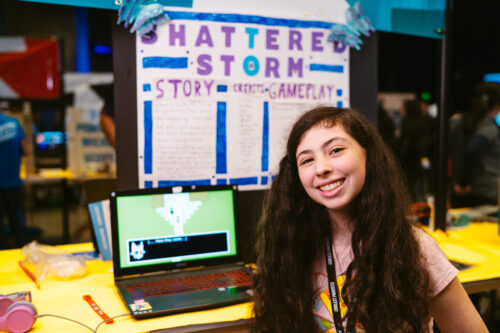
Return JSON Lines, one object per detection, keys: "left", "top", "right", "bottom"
{"left": 116, "top": 189, "right": 237, "bottom": 269}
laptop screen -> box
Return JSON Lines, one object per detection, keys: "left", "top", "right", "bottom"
{"left": 112, "top": 185, "right": 238, "bottom": 272}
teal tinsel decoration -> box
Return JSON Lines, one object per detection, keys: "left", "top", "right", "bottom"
{"left": 117, "top": 0, "right": 170, "bottom": 37}
{"left": 328, "top": 1, "right": 375, "bottom": 51}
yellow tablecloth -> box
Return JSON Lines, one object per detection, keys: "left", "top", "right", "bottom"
{"left": 0, "top": 243, "right": 252, "bottom": 333}
{"left": 2, "top": 222, "right": 498, "bottom": 332}
{"left": 426, "top": 222, "right": 500, "bottom": 285}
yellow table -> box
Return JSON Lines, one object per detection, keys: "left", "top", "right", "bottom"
{"left": 3, "top": 223, "right": 498, "bottom": 332}
{"left": 0, "top": 243, "right": 252, "bottom": 333}
{"left": 426, "top": 221, "right": 500, "bottom": 330}
{"left": 427, "top": 221, "right": 500, "bottom": 293}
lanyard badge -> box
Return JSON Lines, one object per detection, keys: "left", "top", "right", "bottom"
{"left": 324, "top": 237, "right": 354, "bottom": 333}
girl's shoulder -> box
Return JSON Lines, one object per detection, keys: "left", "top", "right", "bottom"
{"left": 412, "top": 226, "right": 451, "bottom": 260}
{"left": 412, "top": 226, "right": 459, "bottom": 296}
{"left": 412, "top": 225, "right": 437, "bottom": 243}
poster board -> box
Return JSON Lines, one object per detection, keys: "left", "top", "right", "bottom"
{"left": 136, "top": 8, "right": 350, "bottom": 189}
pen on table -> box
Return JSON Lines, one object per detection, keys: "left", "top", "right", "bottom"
{"left": 83, "top": 294, "right": 114, "bottom": 324}
{"left": 18, "top": 261, "right": 40, "bottom": 289}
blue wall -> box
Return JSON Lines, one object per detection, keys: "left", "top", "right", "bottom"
{"left": 347, "top": 0, "right": 446, "bottom": 39}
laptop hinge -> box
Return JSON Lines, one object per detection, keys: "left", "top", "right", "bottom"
{"left": 116, "top": 266, "right": 208, "bottom": 281}
{"left": 115, "top": 262, "right": 249, "bottom": 282}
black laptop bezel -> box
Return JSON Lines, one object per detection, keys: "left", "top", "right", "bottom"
{"left": 110, "top": 184, "right": 243, "bottom": 278}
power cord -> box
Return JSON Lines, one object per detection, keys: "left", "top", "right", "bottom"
{"left": 35, "top": 313, "right": 131, "bottom": 332}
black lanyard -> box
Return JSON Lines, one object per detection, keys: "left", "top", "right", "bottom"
{"left": 324, "top": 237, "right": 354, "bottom": 333}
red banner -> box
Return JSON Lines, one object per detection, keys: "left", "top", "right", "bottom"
{"left": 0, "top": 38, "right": 61, "bottom": 99}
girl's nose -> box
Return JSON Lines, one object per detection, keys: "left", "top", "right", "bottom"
{"left": 315, "top": 155, "right": 332, "bottom": 176}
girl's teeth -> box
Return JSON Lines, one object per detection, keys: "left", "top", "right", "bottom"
{"left": 320, "top": 180, "right": 343, "bottom": 191}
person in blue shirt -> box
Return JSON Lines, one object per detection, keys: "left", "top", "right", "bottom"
{"left": 0, "top": 111, "right": 29, "bottom": 249}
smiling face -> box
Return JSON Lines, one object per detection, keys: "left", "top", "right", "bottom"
{"left": 296, "top": 123, "right": 366, "bottom": 222}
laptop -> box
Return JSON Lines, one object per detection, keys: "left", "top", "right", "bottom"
{"left": 110, "top": 184, "right": 254, "bottom": 318}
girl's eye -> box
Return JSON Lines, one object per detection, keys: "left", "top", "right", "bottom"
{"left": 299, "top": 157, "right": 313, "bottom": 166}
{"left": 329, "top": 147, "right": 344, "bottom": 155}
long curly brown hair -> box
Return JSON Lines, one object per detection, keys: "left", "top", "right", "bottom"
{"left": 251, "top": 107, "right": 431, "bottom": 332}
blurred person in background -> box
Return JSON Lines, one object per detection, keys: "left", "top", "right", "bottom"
{"left": 399, "top": 99, "right": 435, "bottom": 202}
{"left": 0, "top": 108, "right": 29, "bottom": 249}
{"left": 377, "top": 102, "right": 399, "bottom": 156}
{"left": 94, "top": 83, "right": 116, "bottom": 148}
{"left": 449, "top": 81, "right": 500, "bottom": 208}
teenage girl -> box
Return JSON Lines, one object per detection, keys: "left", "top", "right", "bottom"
{"left": 251, "top": 107, "right": 487, "bottom": 332}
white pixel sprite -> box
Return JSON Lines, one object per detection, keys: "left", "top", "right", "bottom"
{"left": 156, "top": 193, "right": 202, "bottom": 235}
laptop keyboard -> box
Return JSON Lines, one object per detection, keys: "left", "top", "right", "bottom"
{"left": 124, "top": 269, "right": 253, "bottom": 299}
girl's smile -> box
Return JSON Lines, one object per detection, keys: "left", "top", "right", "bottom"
{"left": 296, "top": 123, "right": 366, "bottom": 219}
{"left": 318, "top": 178, "right": 344, "bottom": 193}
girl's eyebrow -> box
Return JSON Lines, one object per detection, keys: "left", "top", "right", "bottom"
{"left": 296, "top": 136, "right": 347, "bottom": 159}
